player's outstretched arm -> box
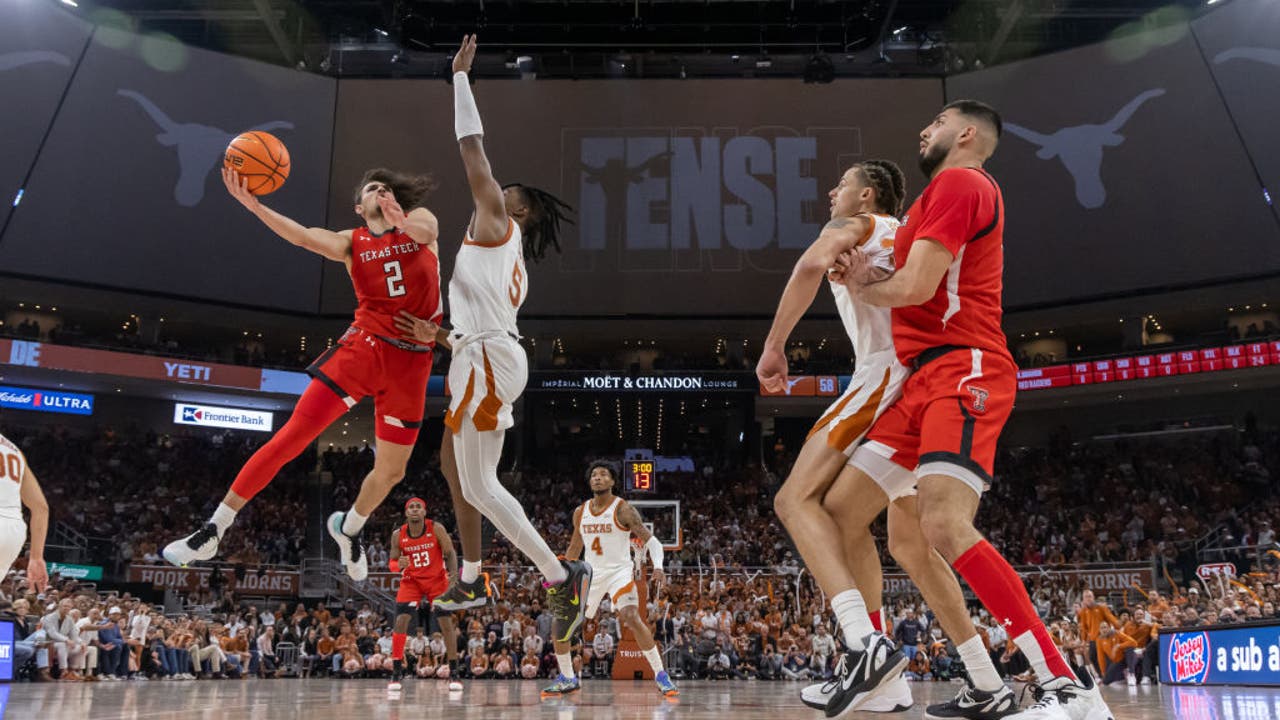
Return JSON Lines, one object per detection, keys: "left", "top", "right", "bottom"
{"left": 20, "top": 465, "right": 49, "bottom": 593}
{"left": 451, "top": 35, "right": 509, "bottom": 247}
{"left": 851, "top": 237, "right": 952, "bottom": 308}
{"left": 565, "top": 506, "right": 585, "bottom": 561}
{"left": 394, "top": 311, "right": 452, "bottom": 349}
{"left": 222, "top": 167, "right": 352, "bottom": 263}
{"left": 757, "top": 215, "right": 870, "bottom": 392}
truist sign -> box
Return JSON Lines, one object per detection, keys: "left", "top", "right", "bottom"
{"left": 0, "top": 385, "right": 94, "bottom": 415}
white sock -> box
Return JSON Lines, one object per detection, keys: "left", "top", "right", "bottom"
{"left": 461, "top": 560, "right": 481, "bottom": 584}
{"left": 341, "top": 509, "right": 368, "bottom": 536}
{"left": 210, "top": 503, "right": 237, "bottom": 537}
{"left": 456, "top": 425, "right": 566, "bottom": 584}
{"left": 642, "top": 646, "right": 664, "bottom": 673}
{"left": 957, "top": 635, "right": 1003, "bottom": 692}
{"left": 556, "top": 652, "right": 575, "bottom": 680}
{"left": 831, "top": 589, "right": 876, "bottom": 649}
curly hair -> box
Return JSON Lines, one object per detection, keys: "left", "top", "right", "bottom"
{"left": 503, "top": 183, "right": 574, "bottom": 263}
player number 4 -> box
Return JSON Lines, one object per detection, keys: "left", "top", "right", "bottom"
{"left": 384, "top": 260, "right": 406, "bottom": 297}
{"left": 591, "top": 537, "right": 603, "bottom": 556}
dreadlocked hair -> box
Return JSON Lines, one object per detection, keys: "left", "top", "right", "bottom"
{"left": 855, "top": 159, "right": 907, "bottom": 217}
{"left": 353, "top": 168, "right": 438, "bottom": 209}
{"left": 504, "top": 183, "right": 574, "bottom": 263}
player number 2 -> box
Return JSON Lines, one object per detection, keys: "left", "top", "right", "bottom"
{"left": 591, "top": 537, "right": 603, "bottom": 556}
{"left": 384, "top": 261, "right": 406, "bottom": 297}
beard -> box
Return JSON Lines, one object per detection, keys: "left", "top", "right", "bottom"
{"left": 918, "top": 140, "right": 950, "bottom": 178}
{"left": 592, "top": 486, "right": 611, "bottom": 496}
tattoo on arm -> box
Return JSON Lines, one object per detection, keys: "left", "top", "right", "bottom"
{"left": 823, "top": 217, "right": 854, "bottom": 231}
{"left": 618, "top": 503, "right": 652, "bottom": 543}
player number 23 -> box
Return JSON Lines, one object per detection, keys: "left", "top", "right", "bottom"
{"left": 384, "top": 261, "right": 406, "bottom": 297}
{"left": 410, "top": 550, "right": 431, "bottom": 567}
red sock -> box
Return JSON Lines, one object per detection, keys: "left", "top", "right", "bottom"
{"left": 229, "top": 381, "right": 348, "bottom": 501}
{"left": 868, "top": 609, "right": 884, "bottom": 633}
{"left": 392, "top": 633, "right": 407, "bottom": 661}
{"left": 954, "top": 539, "right": 1076, "bottom": 682}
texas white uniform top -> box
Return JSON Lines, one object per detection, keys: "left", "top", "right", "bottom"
{"left": 579, "top": 497, "right": 633, "bottom": 573}
{"left": 448, "top": 218, "right": 527, "bottom": 337}
{"left": 829, "top": 213, "right": 900, "bottom": 368}
{"left": 0, "top": 433, "right": 27, "bottom": 521}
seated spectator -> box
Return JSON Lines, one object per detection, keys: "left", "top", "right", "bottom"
{"left": 592, "top": 629, "right": 616, "bottom": 677}
{"left": 706, "top": 642, "right": 731, "bottom": 680}
{"left": 905, "top": 644, "right": 932, "bottom": 681}
{"left": 492, "top": 647, "right": 515, "bottom": 679}
{"left": 469, "top": 646, "right": 490, "bottom": 679}
{"left": 781, "top": 645, "right": 810, "bottom": 681}
{"left": 1096, "top": 622, "right": 1139, "bottom": 686}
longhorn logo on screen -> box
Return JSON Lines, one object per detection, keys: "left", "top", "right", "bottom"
{"left": 1003, "top": 89, "right": 1165, "bottom": 209}
{"left": 117, "top": 90, "right": 293, "bottom": 207}
{"left": 569, "top": 130, "right": 858, "bottom": 264}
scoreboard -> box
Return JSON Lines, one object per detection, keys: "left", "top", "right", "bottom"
{"left": 625, "top": 460, "right": 657, "bottom": 494}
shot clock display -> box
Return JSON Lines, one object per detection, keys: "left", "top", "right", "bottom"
{"left": 626, "top": 460, "right": 657, "bottom": 494}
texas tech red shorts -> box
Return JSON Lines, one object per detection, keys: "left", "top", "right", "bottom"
{"left": 853, "top": 346, "right": 1016, "bottom": 496}
{"left": 307, "top": 326, "right": 433, "bottom": 445}
{"left": 397, "top": 573, "right": 449, "bottom": 606}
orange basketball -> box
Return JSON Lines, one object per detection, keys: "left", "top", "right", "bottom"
{"left": 223, "top": 131, "right": 290, "bottom": 195}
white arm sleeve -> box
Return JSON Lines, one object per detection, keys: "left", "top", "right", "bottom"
{"left": 645, "top": 536, "right": 665, "bottom": 571}
{"left": 453, "top": 72, "right": 484, "bottom": 140}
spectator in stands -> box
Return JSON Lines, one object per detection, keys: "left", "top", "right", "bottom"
{"left": 221, "top": 626, "right": 250, "bottom": 677}
{"left": 468, "top": 645, "right": 490, "bottom": 679}
{"left": 905, "top": 643, "right": 932, "bottom": 681}
{"left": 706, "top": 642, "right": 731, "bottom": 680}
{"left": 781, "top": 644, "right": 810, "bottom": 681}
{"left": 189, "top": 621, "right": 223, "bottom": 678}
{"left": 809, "top": 624, "right": 835, "bottom": 679}
{"left": 43, "top": 598, "right": 85, "bottom": 681}
{"left": 591, "top": 628, "right": 615, "bottom": 677}
{"left": 96, "top": 606, "right": 128, "bottom": 680}
{"left": 1096, "top": 621, "right": 1139, "bottom": 686}
{"left": 1077, "top": 589, "right": 1120, "bottom": 675}
{"left": 894, "top": 608, "right": 925, "bottom": 661}
{"left": 256, "top": 625, "right": 280, "bottom": 678}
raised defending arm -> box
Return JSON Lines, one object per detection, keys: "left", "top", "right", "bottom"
{"left": 452, "top": 35, "right": 509, "bottom": 247}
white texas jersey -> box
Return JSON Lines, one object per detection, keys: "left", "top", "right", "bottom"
{"left": 829, "top": 213, "right": 900, "bottom": 368}
{"left": 448, "top": 218, "right": 527, "bottom": 336}
{"left": 579, "top": 497, "right": 633, "bottom": 572}
{"left": 0, "top": 433, "right": 27, "bottom": 520}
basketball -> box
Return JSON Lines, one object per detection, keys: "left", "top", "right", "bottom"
{"left": 223, "top": 131, "right": 290, "bottom": 195}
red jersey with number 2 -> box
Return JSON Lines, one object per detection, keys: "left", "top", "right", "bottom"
{"left": 349, "top": 227, "right": 442, "bottom": 342}
{"left": 890, "top": 168, "right": 1012, "bottom": 366}
{"left": 397, "top": 521, "right": 447, "bottom": 583}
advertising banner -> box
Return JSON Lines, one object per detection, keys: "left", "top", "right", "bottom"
{"left": 1160, "top": 622, "right": 1280, "bottom": 686}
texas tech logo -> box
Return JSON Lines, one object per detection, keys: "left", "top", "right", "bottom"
{"left": 1168, "top": 632, "right": 1210, "bottom": 684}
{"left": 967, "top": 386, "right": 990, "bottom": 413}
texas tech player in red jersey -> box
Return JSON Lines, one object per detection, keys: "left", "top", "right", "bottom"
{"left": 387, "top": 497, "right": 460, "bottom": 691}
{"left": 166, "top": 167, "right": 443, "bottom": 586}
{"left": 831, "top": 102, "right": 1112, "bottom": 720}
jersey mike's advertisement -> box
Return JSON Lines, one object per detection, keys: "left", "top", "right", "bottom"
{"left": 1159, "top": 622, "right": 1280, "bottom": 686}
